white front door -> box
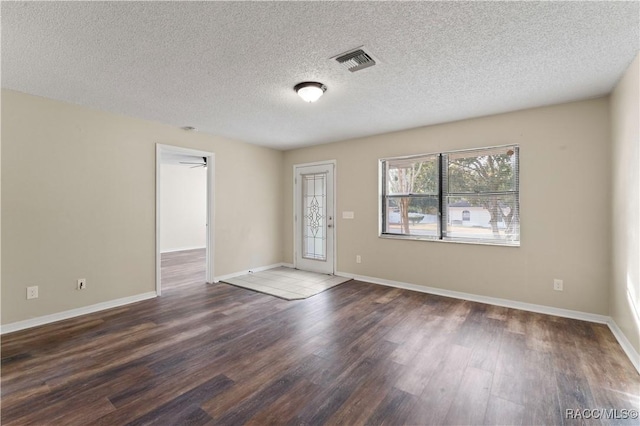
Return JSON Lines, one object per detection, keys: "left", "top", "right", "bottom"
{"left": 294, "top": 163, "right": 335, "bottom": 274}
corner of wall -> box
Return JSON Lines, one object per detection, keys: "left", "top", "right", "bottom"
{"left": 609, "top": 53, "right": 640, "bottom": 356}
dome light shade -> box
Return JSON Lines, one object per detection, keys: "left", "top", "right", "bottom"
{"left": 294, "top": 82, "right": 327, "bottom": 103}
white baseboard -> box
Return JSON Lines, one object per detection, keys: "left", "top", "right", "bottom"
{"left": 607, "top": 319, "right": 640, "bottom": 373}
{"left": 282, "top": 263, "right": 294, "bottom": 268}
{"left": 0, "top": 292, "right": 158, "bottom": 335}
{"left": 161, "top": 246, "right": 206, "bottom": 254}
{"left": 336, "top": 271, "right": 609, "bottom": 323}
{"left": 4, "top": 268, "right": 637, "bottom": 375}
{"left": 336, "top": 270, "right": 640, "bottom": 374}
{"left": 214, "top": 263, "right": 289, "bottom": 283}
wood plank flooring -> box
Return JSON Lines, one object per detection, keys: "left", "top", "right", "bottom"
{"left": 2, "top": 253, "right": 639, "bottom": 425}
{"left": 161, "top": 248, "right": 206, "bottom": 291}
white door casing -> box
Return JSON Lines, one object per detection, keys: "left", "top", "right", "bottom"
{"left": 294, "top": 162, "right": 335, "bottom": 274}
{"left": 156, "top": 144, "right": 215, "bottom": 295}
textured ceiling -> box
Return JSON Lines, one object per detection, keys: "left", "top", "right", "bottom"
{"left": 2, "top": 1, "right": 638, "bottom": 150}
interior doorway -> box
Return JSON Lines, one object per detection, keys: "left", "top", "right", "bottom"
{"left": 294, "top": 161, "right": 336, "bottom": 274}
{"left": 156, "top": 144, "right": 214, "bottom": 295}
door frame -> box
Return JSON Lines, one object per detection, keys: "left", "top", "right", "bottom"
{"left": 156, "top": 144, "right": 215, "bottom": 295}
{"left": 293, "top": 160, "right": 337, "bottom": 274}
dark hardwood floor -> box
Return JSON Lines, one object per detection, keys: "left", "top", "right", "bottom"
{"left": 161, "top": 248, "right": 206, "bottom": 291}
{"left": 2, "top": 252, "right": 639, "bottom": 425}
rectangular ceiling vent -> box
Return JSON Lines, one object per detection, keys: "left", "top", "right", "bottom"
{"left": 335, "top": 48, "right": 376, "bottom": 73}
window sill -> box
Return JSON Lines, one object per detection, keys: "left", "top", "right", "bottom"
{"left": 379, "top": 233, "right": 520, "bottom": 247}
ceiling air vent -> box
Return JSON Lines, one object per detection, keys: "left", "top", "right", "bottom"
{"left": 335, "top": 48, "right": 376, "bottom": 73}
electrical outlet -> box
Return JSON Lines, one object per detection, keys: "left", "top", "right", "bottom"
{"left": 553, "top": 279, "right": 563, "bottom": 291}
{"left": 356, "top": 255, "right": 362, "bottom": 264}
{"left": 27, "top": 286, "right": 38, "bottom": 299}
{"left": 77, "top": 278, "right": 87, "bottom": 290}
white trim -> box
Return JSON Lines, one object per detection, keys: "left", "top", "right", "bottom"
{"left": 292, "top": 159, "right": 338, "bottom": 168}
{"left": 161, "top": 246, "right": 207, "bottom": 254}
{"left": 206, "top": 151, "right": 215, "bottom": 284}
{"left": 0, "top": 292, "right": 157, "bottom": 335}
{"left": 156, "top": 144, "right": 161, "bottom": 295}
{"left": 156, "top": 144, "right": 215, "bottom": 296}
{"left": 607, "top": 319, "right": 640, "bottom": 374}
{"left": 335, "top": 271, "right": 609, "bottom": 324}
{"left": 214, "top": 263, "right": 288, "bottom": 283}
{"left": 378, "top": 233, "right": 520, "bottom": 247}
{"left": 281, "top": 263, "right": 294, "bottom": 268}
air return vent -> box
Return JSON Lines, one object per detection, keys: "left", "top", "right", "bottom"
{"left": 335, "top": 48, "right": 376, "bottom": 73}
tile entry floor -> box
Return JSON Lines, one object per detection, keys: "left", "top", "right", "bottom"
{"left": 222, "top": 267, "right": 352, "bottom": 300}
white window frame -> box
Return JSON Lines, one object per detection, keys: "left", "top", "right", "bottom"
{"left": 379, "top": 145, "right": 520, "bottom": 247}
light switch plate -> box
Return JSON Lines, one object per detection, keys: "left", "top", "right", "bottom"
{"left": 342, "top": 211, "right": 354, "bottom": 219}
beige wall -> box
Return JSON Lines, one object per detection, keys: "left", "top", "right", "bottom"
{"left": 1, "top": 90, "right": 283, "bottom": 325}
{"left": 284, "top": 98, "right": 611, "bottom": 315}
{"left": 1, "top": 84, "right": 631, "bottom": 334}
{"left": 610, "top": 54, "right": 640, "bottom": 353}
{"left": 160, "top": 163, "right": 207, "bottom": 253}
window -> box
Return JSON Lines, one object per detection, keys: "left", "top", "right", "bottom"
{"left": 380, "top": 145, "right": 519, "bottom": 246}
{"left": 382, "top": 154, "right": 439, "bottom": 238}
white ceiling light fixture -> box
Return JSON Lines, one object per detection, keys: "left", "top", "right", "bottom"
{"left": 294, "top": 82, "right": 327, "bottom": 103}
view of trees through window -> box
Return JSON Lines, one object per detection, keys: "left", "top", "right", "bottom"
{"left": 382, "top": 145, "right": 519, "bottom": 245}
{"left": 386, "top": 155, "right": 438, "bottom": 235}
